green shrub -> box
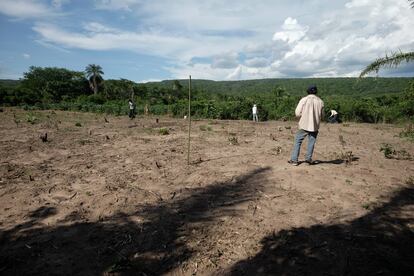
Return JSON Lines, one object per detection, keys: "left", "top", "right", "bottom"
{"left": 380, "top": 143, "right": 395, "bottom": 159}
{"left": 399, "top": 124, "right": 414, "bottom": 141}
{"left": 159, "top": 128, "right": 169, "bottom": 135}
{"left": 199, "top": 125, "right": 212, "bottom": 131}
{"left": 26, "top": 113, "right": 39, "bottom": 124}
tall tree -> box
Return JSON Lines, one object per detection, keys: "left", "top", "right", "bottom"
{"left": 85, "top": 64, "right": 104, "bottom": 94}
{"left": 359, "top": 1, "right": 414, "bottom": 77}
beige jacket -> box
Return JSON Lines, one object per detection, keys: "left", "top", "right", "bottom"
{"left": 295, "top": 94, "right": 324, "bottom": 132}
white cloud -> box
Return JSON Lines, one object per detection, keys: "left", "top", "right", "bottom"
{"left": 52, "top": 0, "right": 70, "bottom": 9}
{"left": 22, "top": 53, "right": 31, "bottom": 59}
{"left": 138, "top": 78, "right": 162, "bottom": 83}
{"left": 32, "top": 21, "right": 253, "bottom": 63}
{"left": 35, "top": 40, "right": 71, "bottom": 53}
{"left": 0, "top": 0, "right": 56, "bottom": 19}
{"left": 270, "top": 0, "right": 414, "bottom": 77}
{"left": 211, "top": 52, "right": 239, "bottom": 69}
{"left": 245, "top": 57, "right": 268, "bottom": 68}
{"left": 95, "top": 0, "right": 141, "bottom": 11}
{"left": 32, "top": 22, "right": 194, "bottom": 57}
{"left": 83, "top": 22, "right": 120, "bottom": 33}
{"left": 24, "top": 0, "right": 414, "bottom": 79}
{"left": 273, "top": 17, "right": 309, "bottom": 44}
{"left": 226, "top": 65, "right": 242, "bottom": 80}
{"left": 167, "top": 63, "right": 232, "bottom": 80}
{"left": 345, "top": 0, "right": 371, "bottom": 9}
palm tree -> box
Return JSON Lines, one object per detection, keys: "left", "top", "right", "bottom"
{"left": 85, "top": 64, "right": 104, "bottom": 94}
{"left": 359, "top": 51, "right": 414, "bottom": 78}
{"left": 359, "top": 1, "right": 414, "bottom": 77}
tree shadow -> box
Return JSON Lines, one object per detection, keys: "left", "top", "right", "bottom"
{"left": 0, "top": 167, "right": 271, "bottom": 275}
{"left": 228, "top": 185, "right": 414, "bottom": 275}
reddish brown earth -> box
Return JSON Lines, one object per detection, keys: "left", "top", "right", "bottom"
{"left": 0, "top": 108, "right": 413, "bottom": 275}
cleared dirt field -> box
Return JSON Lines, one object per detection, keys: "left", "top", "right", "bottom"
{"left": 0, "top": 108, "right": 413, "bottom": 275}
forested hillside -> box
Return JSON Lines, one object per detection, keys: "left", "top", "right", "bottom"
{"left": 1, "top": 66, "right": 413, "bottom": 123}
{"left": 146, "top": 77, "right": 411, "bottom": 97}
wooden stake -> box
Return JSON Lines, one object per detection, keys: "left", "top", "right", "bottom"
{"left": 187, "top": 75, "right": 192, "bottom": 165}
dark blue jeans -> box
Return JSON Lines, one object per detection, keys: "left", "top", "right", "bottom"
{"left": 290, "top": 129, "right": 318, "bottom": 162}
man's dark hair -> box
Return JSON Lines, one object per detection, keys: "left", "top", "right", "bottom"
{"left": 307, "top": 85, "right": 318, "bottom": 94}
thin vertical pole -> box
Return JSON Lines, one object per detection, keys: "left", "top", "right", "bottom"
{"left": 187, "top": 75, "right": 192, "bottom": 165}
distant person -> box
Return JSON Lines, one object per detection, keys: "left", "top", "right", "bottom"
{"left": 144, "top": 104, "right": 149, "bottom": 116}
{"left": 128, "top": 99, "right": 136, "bottom": 119}
{"left": 288, "top": 85, "right": 324, "bottom": 166}
{"left": 328, "top": 109, "right": 339, "bottom": 123}
{"left": 252, "top": 104, "right": 258, "bottom": 122}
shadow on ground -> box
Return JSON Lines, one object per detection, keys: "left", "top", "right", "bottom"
{"left": 228, "top": 184, "right": 414, "bottom": 275}
{"left": 0, "top": 167, "right": 271, "bottom": 275}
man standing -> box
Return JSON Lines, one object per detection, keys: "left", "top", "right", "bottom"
{"left": 128, "top": 99, "right": 136, "bottom": 119}
{"left": 252, "top": 104, "right": 258, "bottom": 122}
{"left": 288, "top": 85, "right": 324, "bottom": 166}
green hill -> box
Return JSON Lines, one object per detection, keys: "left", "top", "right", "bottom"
{"left": 144, "top": 77, "right": 412, "bottom": 97}
{"left": 0, "top": 79, "right": 21, "bottom": 88}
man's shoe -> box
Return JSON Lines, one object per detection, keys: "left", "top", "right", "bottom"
{"left": 288, "top": 160, "right": 299, "bottom": 166}
{"left": 305, "top": 160, "right": 317, "bottom": 165}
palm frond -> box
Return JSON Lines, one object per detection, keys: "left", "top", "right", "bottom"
{"left": 359, "top": 51, "right": 414, "bottom": 78}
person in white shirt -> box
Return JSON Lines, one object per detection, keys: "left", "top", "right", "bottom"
{"left": 252, "top": 104, "right": 258, "bottom": 122}
{"left": 288, "top": 85, "right": 324, "bottom": 166}
{"left": 128, "top": 99, "right": 136, "bottom": 119}
{"left": 328, "top": 109, "right": 339, "bottom": 123}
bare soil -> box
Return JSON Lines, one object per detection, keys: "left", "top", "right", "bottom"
{"left": 0, "top": 108, "right": 413, "bottom": 275}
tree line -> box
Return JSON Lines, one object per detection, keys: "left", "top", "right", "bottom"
{"left": 0, "top": 65, "right": 413, "bottom": 123}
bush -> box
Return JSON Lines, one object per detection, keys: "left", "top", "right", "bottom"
{"left": 26, "top": 113, "right": 39, "bottom": 124}
{"left": 159, "top": 128, "right": 169, "bottom": 135}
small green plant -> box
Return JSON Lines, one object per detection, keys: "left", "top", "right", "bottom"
{"left": 380, "top": 143, "right": 412, "bottom": 160}
{"left": 13, "top": 113, "right": 21, "bottom": 126}
{"left": 399, "top": 124, "right": 414, "bottom": 141}
{"left": 345, "top": 179, "right": 352, "bottom": 185}
{"left": 199, "top": 125, "right": 212, "bottom": 131}
{"left": 75, "top": 122, "right": 82, "bottom": 127}
{"left": 380, "top": 143, "right": 395, "bottom": 159}
{"left": 26, "top": 113, "right": 39, "bottom": 124}
{"left": 159, "top": 128, "right": 169, "bottom": 135}
{"left": 362, "top": 203, "right": 371, "bottom": 210}
{"left": 271, "top": 146, "right": 282, "bottom": 155}
{"left": 397, "top": 149, "right": 412, "bottom": 160}
{"left": 341, "top": 151, "right": 354, "bottom": 165}
{"left": 339, "top": 135, "right": 346, "bottom": 147}
{"left": 78, "top": 139, "right": 92, "bottom": 145}
{"left": 228, "top": 136, "right": 238, "bottom": 145}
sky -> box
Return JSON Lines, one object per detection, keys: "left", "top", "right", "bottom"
{"left": 0, "top": 0, "right": 413, "bottom": 82}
